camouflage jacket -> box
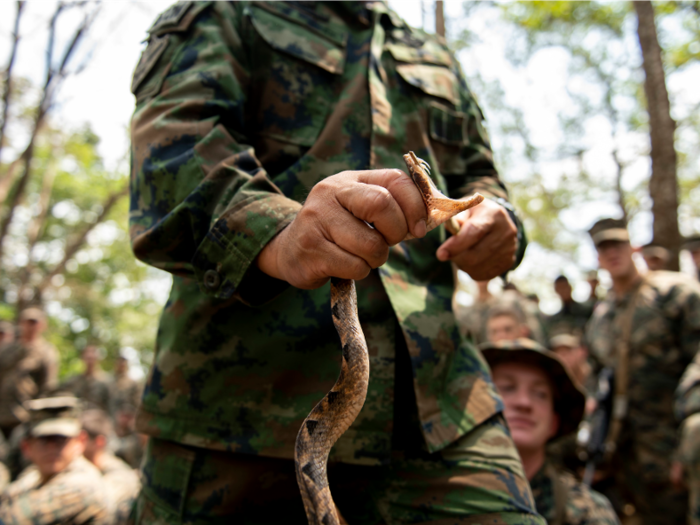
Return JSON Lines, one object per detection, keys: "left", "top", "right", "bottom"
{"left": 530, "top": 462, "right": 619, "bottom": 525}
{"left": 129, "top": 1, "right": 525, "bottom": 464}
{"left": 0, "top": 340, "right": 58, "bottom": 428}
{"left": 546, "top": 300, "right": 593, "bottom": 339}
{"left": 0, "top": 456, "right": 109, "bottom": 525}
{"left": 586, "top": 271, "right": 700, "bottom": 478}
{"left": 61, "top": 372, "right": 111, "bottom": 412}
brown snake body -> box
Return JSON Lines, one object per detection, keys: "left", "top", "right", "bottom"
{"left": 294, "top": 152, "right": 484, "bottom": 525}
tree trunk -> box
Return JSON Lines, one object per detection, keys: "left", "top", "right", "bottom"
{"left": 633, "top": 1, "right": 680, "bottom": 270}
{"left": 435, "top": 1, "right": 445, "bottom": 38}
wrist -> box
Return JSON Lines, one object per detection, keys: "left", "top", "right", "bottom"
{"left": 256, "top": 228, "right": 286, "bottom": 282}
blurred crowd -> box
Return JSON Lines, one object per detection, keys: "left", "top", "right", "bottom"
{"left": 0, "top": 308, "right": 145, "bottom": 525}
{"left": 0, "top": 218, "right": 699, "bottom": 525}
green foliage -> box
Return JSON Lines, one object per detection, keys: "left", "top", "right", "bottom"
{"left": 0, "top": 122, "right": 167, "bottom": 379}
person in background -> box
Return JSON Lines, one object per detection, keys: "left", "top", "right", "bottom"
{"left": 0, "top": 321, "right": 14, "bottom": 347}
{"left": 486, "top": 304, "right": 531, "bottom": 343}
{"left": 82, "top": 409, "right": 140, "bottom": 525}
{"left": 684, "top": 235, "right": 700, "bottom": 282}
{"left": 109, "top": 351, "right": 142, "bottom": 418}
{"left": 586, "top": 218, "right": 700, "bottom": 524}
{"left": 61, "top": 345, "right": 111, "bottom": 412}
{"left": 546, "top": 276, "right": 593, "bottom": 339}
{"left": 0, "top": 395, "right": 109, "bottom": 524}
{"left": 638, "top": 243, "right": 671, "bottom": 272}
{"left": 549, "top": 333, "right": 591, "bottom": 389}
{"left": 481, "top": 338, "right": 619, "bottom": 525}
{"left": 0, "top": 308, "right": 58, "bottom": 440}
{"left": 111, "top": 404, "right": 146, "bottom": 469}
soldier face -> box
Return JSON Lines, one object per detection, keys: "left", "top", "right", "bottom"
{"left": 554, "top": 280, "right": 572, "bottom": 302}
{"left": 486, "top": 314, "right": 528, "bottom": 343}
{"left": 19, "top": 318, "right": 44, "bottom": 341}
{"left": 491, "top": 362, "right": 559, "bottom": 454}
{"left": 21, "top": 431, "right": 87, "bottom": 481}
{"left": 596, "top": 240, "right": 635, "bottom": 279}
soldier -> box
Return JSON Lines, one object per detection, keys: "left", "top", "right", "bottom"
{"left": 61, "top": 345, "right": 111, "bottom": 412}
{"left": 486, "top": 304, "right": 530, "bottom": 343}
{"left": 108, "top": 351, "right": 142, "bottom": 417}
{"left": 684, "top": 235, "right": 700, "bottom": 281}
{"left": 638, "top": 243, "right": 671, "bottom": 272}
{"left": 546, "top": 276, "right": 593, "bottom": 338}
{"left": 481, "top": 338, "right": 619, "bottom": 525}
{"left": 585, "top": 218, "right": 700, "bottom": 524}
{"left": 549, "top": 333, "right": 591, "bottom": 389}
{"left": 82, "top": 409, "right": 140, "bottom": 525}
{"left": 0, "top": 320, "right": 14, "bottom": 347}
{"left": 128, "top": 2, "right": 542, "bottom": 523}
{"left": 0, "top": 308, "right": 58, "bottom": 439}
{"left": 0, "top": 395, "right": 109, "bottom": 524}
{"left": 111, "top": 404, "right": 146, "bottom": 469}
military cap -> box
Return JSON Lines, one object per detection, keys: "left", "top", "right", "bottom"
{"left": 479, "top": 338, "right": 585, "bottom": 439}
{"left": 640, "top": 243, "right": 670, "bottom": 261}
{"left": 588, "top": 218, "right": 629, "bottom": 247}
{"left": 683, "top": 235, "right": 700, "bottom": 253}
{"left": 25, "top": 395, "right": 82, "bottom": 437}
{"left": 19, "top": 307, "right": 46, "bottom": 322}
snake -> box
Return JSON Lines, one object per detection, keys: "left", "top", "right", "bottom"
{"left": 294, "top": 152, "right": 484, "bottom": 525}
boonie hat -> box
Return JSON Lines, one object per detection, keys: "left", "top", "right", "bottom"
{"left": 25, "top": 395, "right": 82, "bottom": 438}
{"left": 479, "top": 338, "right": 585, "bottom": 439}
{"left": 640, "top": 243, "right": 670, "bottom": 262}
{"left": 588, "top": 218, "right": 629, "bottom": 247}
{"left": 549, "top": 333, "right": 580, "bottom": 349}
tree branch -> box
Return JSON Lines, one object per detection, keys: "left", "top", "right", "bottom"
{"left": 0, "top": 1, "right": 25, "bottom": 165}
{"left": 36, "top": 185, "right": 129, "bottom": 294}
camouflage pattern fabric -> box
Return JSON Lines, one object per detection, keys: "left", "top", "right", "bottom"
{"left": 0, "top": 340, "right": 58, "bottom": 431}
{"left": 109, "top": 375, "right": 142, "bottom": 416}
{"left": 678, "top": 412, "right": 700, "bottom": 525}
{"left": 133, "top": 415, "right": 542, "bottom": 524}
{"left": 61, "top": 372, "right": 112, "bottom": 412}
{"left": 585, "top": 270, "right": 700, "bottom": 523}
{"left": 0, "top": 456, "right": 110, "bottom": 525}
{"left": 529, "top": 462, "right": 619, "bottom": 525}
{"left": 130, "top": 1, "right": 526, "bottom": 462}
{"left": 98, "top": 452, "right": 140, "bottom": 525}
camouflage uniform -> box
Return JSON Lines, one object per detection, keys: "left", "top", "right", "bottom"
{"left": 98, "top": 453, "right": 140, "bottom": 525}
{"left": 677, "top": 413, "right": 700, "bottom": 525}
{"left": 0, "top": 339, "right": 58, "bottom": 435}
{"left": 109, "top": 374, "right": 142, "bottom": 416}
{"left": 0, "top": 462, "right": 9, "bottom": 493}
{"left": 62, "top": 371, "right": 112, "bottom": 412}
{"left": 529, "top": 462, "right": 619, "bottom": 525}
{"left": 586, "top": 270, "right": 700, "bottom": 523}
{"left": 113, "top": 433, "right": 145, "bottom": 470}
{"left": 130, "top": 2, "right": 537, "bottom": 523}
{"left": 0, "top": 456, "right": 110, "bottom": 525}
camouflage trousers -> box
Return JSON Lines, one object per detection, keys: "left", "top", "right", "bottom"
{"left": 132, "top": 414, "right": 544, "bottom": 524}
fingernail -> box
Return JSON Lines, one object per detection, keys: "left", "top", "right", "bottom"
{"left": 415, "top": 219, "right": 427, "bottom": 238}
{"left": 437, "top": 248, "right": 448, "bottom": 261}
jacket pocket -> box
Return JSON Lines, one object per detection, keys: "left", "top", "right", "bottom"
{"left": 247, "top": 2, "right": 348, "bottom": 147}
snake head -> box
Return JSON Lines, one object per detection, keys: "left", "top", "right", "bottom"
{"left": 403, "top": 151, "right": 484, "bottom": 238}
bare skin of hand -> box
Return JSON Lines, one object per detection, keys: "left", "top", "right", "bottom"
{"left": 256, "top": 169, "right": 428, "bottom": 290}
{"left": 436, "top": 198, "right": 517, "bottom": 281}
{"left": 670, "top": 460, "right": 686, "bottom": 490}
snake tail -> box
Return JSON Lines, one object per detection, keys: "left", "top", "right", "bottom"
{"left": 294, "top": 277, "right": 370, "bottom": 525}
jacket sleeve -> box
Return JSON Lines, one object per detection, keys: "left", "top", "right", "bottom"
{"left": 129, "top": 2, "right": 300, "bottom": 301}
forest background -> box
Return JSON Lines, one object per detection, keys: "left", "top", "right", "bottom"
{"left": 0, "top": 0, "right": 698, "bottom": 378}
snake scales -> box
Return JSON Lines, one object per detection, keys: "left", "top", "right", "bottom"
{"left": 294, "top": 152, "right": 484, "bottom": 525}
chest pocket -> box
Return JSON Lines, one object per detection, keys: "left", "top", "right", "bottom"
{"left": 246, "top": 2, "right": 348, "bottom": 148}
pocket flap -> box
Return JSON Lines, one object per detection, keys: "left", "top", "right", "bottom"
{"left": 396, "top": 64, "right": 459, "bottom": 105}
{"left": 387, "top": 42, "right": 452, "bottom": 67}
{"left": 248, "top": 3, "right": 347, "bottom": 75}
